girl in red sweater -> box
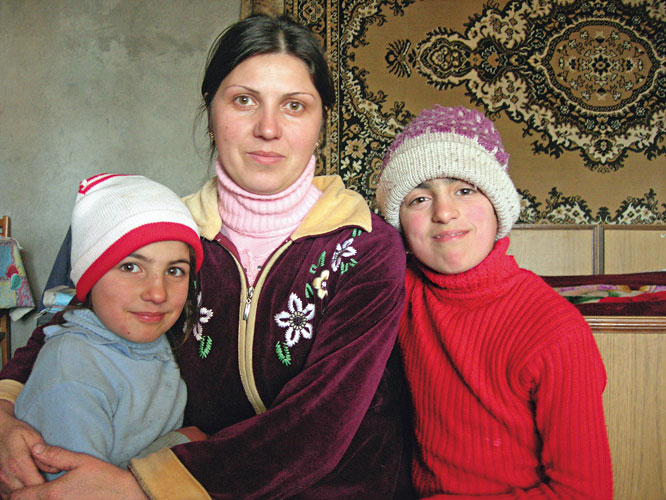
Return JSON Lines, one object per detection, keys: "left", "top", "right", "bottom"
{"left": 376, "top": 105, "right": 612, "bottom": 499}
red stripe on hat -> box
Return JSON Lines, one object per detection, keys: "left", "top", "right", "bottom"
{"left": 78, "top": 173, "right": 131, "bottom": 195}
{"left": 75, "top": 222, "right": 204, "bottom": 301}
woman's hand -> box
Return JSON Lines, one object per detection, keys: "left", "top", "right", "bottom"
{"left": 0, "top": 400, "right": 47, "bottom": 497}
{"left": 9, "top": 445, "right": 147, "bottom": 500}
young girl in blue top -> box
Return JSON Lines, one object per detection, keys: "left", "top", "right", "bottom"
{"left": 14, "top": 173, "right": 204, "bottom": 479}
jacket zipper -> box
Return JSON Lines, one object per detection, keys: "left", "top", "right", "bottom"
{"left": 243, "top": 286, "right": 254, "bottom": 321}
{"left": 235, "top": 239, "right": 292, "bottom": 415}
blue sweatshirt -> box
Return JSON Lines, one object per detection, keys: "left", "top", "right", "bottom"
{"left": 15, "top": 308, "right": 186, "bottom": 478}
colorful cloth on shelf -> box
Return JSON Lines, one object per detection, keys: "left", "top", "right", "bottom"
{"left": 0, "top": 238, "right": 35, "bottom": 320}
{"left": 554, "top": 283, "right": 666, "bottom": 304}
{"left": 543, "top": 272, "right": 666, "bottom": 316}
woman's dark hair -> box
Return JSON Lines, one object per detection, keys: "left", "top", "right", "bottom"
{"left": 201, "top": 14, "right": 335, "bottom": 114}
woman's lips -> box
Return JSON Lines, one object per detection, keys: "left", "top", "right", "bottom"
{"left": 248, "top": 151, "right": 284, "bottom": 165}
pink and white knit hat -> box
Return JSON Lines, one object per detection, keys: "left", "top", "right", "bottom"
{"left": 70, "top": 173, "right": 204, "bottom": 300}
{"left": 376, "top": 105, "right": 521, "bottom": 239}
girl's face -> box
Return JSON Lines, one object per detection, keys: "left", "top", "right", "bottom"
{"left": 209, "top": 53, "right": 323, "bottom": 195}
{"left": 90, "top": 241, "right": 191, "bottom": 343}
{"left": 399, "top": 178, "right": 498, "bottom": 275}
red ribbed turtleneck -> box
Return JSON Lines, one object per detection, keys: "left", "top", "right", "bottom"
{"left": 400, "top": 238, "right": 612, "bottom": 499}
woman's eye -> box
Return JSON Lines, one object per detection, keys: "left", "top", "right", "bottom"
{"left": 456, "top": 187, "right": 476, "bottom": 196}
{"left": 234, "top": 95, "right": 253, "bottom": 106}
{"left": 286, "top": 101, "right": 304, "bottom": 112}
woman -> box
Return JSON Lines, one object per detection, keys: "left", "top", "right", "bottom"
{"left": 0, "top": 15, "right": 413, "bottom": 500}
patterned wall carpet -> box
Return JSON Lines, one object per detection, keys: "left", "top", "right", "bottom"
{"left": 243, "top": 0, "right": 666, "bottom": 224}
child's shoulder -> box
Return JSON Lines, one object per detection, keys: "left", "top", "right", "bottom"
{"left": 19, "top": 327, "right": 116, "bottom": 399}
{"left": 516, "top": 268, "right": 579, "bottom": 303}
{"left": 40, "top": 322, "right": 122, "bottom": 373}
{"left": 515, "top": 268, "right": 583, "bottom": 309}
{"left": 512, "top": 268, "right": 592, "bottom": 338}
{"left": 515, "top": 267, "right": 561, "bottom": 294}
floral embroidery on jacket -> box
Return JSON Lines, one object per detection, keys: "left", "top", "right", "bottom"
{"left": 331, "top": 228, "right": 362, "bottom": 274}
{"left": 274, "top": 293, "right": 315, "bottom": 366}
{"left": 274, "top": 293, "right": 315, "bottom": 347}
{"left": 192, "top": 292, "right": 214, "bottom": 358}
{"left": 274, "top": 228, "right": 364, "bottom": 366}
{"left": 306, "top": 251, "right": 328, "bottom": 300}
{"left": 312, "top": 270, "right": 330, "bottom": 299}
{"left": 331, "top": 238, "right": 357, "bottom": 273}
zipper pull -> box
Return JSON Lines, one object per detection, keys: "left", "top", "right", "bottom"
{"left": 243, "top": 286, "right": 254, "bottom": 320}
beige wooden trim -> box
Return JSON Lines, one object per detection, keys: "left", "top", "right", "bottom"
{"left": 585, "top": 316, "right": 666, "bottom": 333}
{"left": 599, "top": 224, "right": 666, "bottom": 274}
{"left": 509, "top": 224, "right": 599, "bottom": 275}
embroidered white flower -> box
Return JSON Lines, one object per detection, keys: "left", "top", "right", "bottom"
{"left": 331, "top": 238, "right": 357, "bottom": 272}
{"left": 312, "top": 270, "right": 330, "bottom": 299}
{"left": 200, "top": 306, "right": 214, "bottom": 323}
{"left": 191, "top": 292, "right": 214, "bottom": 341}
{"left": 274, "top": 293, "right": 315, "bottom": 347}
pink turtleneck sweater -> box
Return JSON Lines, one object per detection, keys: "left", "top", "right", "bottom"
{"left": 400, "top": 238, "right": 612, "bottom": 499}
{"left": 216, "top": 155, "right": 322, "bottom": 284}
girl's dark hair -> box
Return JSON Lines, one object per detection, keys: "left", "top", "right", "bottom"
{"left": 201, "top": 14, "right": 335, "bottom": 114}
{"left": 167, "top": 244, "right": 199, "bottom": 349}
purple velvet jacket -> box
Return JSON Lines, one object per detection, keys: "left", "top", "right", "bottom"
{"left": 1, "top": 176, "right": 414, "bottom": 499}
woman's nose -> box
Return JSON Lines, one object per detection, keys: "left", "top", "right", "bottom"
{"left": 142, "top": 274, "right": 167, "bottom": 304}
{"left": 433, "top": 197, "right": 460, "bottom": 223}
{"left": 254, "top": 106, "right": 281, "bottom": 140}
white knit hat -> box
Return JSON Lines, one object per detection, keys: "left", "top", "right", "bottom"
{"left": 376, "top": 105, "right": 521, "bottom": 239}
{"left": 70, "top": 173, "right": 204, "bottom": 301}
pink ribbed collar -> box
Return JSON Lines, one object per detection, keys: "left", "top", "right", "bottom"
{"left": 215, "top": 155, "right": 321, "bottom": 237}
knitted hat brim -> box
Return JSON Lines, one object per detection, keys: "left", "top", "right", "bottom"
{"left": 73, "top": 221, "right": 203, "bottom": 301}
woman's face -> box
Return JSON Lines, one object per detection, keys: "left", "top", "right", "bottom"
{"left": 210, "top": 53, "right": 323, "bottom": 195}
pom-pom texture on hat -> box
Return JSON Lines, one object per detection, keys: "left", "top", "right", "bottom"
{"left": 376, "top": 105, "right": 521, "bottom": 239}
{"left": 70, "top": 173, "right": 204, "bottom": 300}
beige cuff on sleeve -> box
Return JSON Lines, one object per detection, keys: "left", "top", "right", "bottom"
{"left": 129, "top": 447, "right": 211, "bottom": 500}
{"left": 0, "top": 380, "right": 23, "bottom": 403}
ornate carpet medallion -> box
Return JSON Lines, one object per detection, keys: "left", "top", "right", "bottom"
{"left": 277, "top": 0, "right": 665, "bottom": 223}
{"left": 385, "top": 1, "right": 666, "bottom": 173}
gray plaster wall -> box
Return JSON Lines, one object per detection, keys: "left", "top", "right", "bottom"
{"left": 0, "top": 0, "right": 241, "bottom": 357}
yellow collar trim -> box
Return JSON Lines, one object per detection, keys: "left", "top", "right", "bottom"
{"left": 183, "top": 175, "right": 372, "bottom": 242}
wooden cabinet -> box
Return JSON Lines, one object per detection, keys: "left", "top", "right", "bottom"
{"left": 508, "top": 224, "right": 598, "bottom": 275}
{"left": 602, "top": 225, "right": 666, "bottom": 274}
{"left": 509, "top": 224, "right": 666, "bottom": 275}
{"left": 589, "top": 317, "right": 666, "bottom": 500}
